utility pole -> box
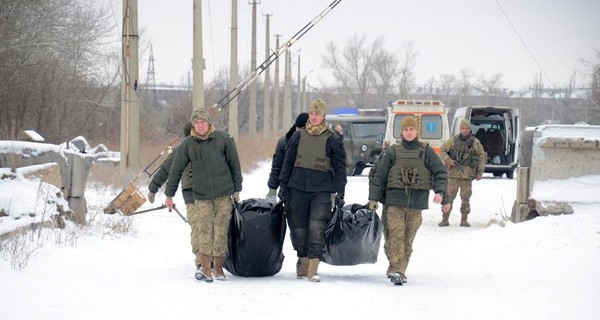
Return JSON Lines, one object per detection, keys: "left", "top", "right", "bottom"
{"left": 282, "top": 47, "right": 292, "bottom": 130}
{"left": 228, "top": 0, "right": 239, "bottom": 138}
{"left": 262, "top": 13, "right": 272, "bottom": 135}
{"left": 192, "top": 0, "right": 205, "bottom": 111}
{"left": 272, "top": 34, "right": 281, "bottom": 133}
{"left": 120, "top": 0, "right": 139, "bottom": 174}
{"left": 248, "top": 0, "right": 260, "bottom": 136}
{"left": 297, "top": 54, "right": 301, "bottom": 113}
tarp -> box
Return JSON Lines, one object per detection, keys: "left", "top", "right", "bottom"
{"left": 322, "top": 203, "right": 383, "bottom": 266}
{"left": 224, "top": 198, "right": 286, "bottom": 277}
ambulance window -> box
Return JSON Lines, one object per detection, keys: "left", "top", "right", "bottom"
{"left": 392, "top": 114, "right": 410, "bottom": 139}
{"left": 420, "top": 115, "right": 443, "bottom": 139}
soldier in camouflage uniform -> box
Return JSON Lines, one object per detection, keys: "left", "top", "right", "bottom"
{"left": 368, "top": 116, "right": 451, "bottom": 285}
{"left": 164, "top": 108, "right": 243, "bottom": 283}
{"left": 438, "top": 119, "right": 486, "bottom": 227}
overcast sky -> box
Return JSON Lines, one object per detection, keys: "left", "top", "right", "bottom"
{"left": 105, "top": 0, "right": 600, "bottom": 90}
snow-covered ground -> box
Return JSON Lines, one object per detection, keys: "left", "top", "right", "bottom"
{"left": 1, "top": 161, "right": 599, "bottom": 320}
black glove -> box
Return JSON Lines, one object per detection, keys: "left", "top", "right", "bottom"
{"left": 277, "top": 188, "right": 286, "bottom": 203}
{"left": 335, "top": 193, "right": 345, "bottom": 208}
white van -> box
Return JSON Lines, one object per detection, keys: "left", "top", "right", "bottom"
{"left": 384, "top": 99, "right": 450, "bottom": 154}
{"left": 451, "top": 106, "right": 520, "bottom": 178}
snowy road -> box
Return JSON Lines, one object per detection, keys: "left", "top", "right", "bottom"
{"left": 1, "top": 163, "right": 598, "bottom": 320}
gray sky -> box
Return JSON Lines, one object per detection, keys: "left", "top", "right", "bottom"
{"left": 106, "top": 0, "right": 600, "bottom": 90}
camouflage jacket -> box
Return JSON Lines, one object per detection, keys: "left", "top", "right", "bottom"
{"left": 439, "top": 134, "right": 486, "bottom": 179}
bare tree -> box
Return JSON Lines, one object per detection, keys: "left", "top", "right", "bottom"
{"left": 473, "top": 73, "right": 504, "bottom": 104}
{"left": 371, "top": 49, "right": 398, "bottom": 110}
{"left": 321, "top": 34, "right": 384, "bottom": 109}
{"left": 397, "top": 40, "right": 418, "bottom": 98}
{"left": 0, "top": 0, "right": 115, "bottom": 143}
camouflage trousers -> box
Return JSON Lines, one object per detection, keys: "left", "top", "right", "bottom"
{"left": 188, "top": 196, "right": 232, "bottom": 267}
{"left": 382, "top": 206, "right": 422, "bottom": 275}
{"left": 447, "top": 178, "right": 473, "bottom": 215}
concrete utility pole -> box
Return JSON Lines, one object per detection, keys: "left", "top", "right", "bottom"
{"left": 262, "top": 13, "right": 272, "bottom": 135}
{"left": 272, "top": 34, "right": 281, "bottom": 133}
{"left": 228, "top": 0, "right": 239, "bottom": 138}
{"left": 248, "top": 0, "right": 260, "bottom": 136}
{"left": 297, "top": 54, "right": 302, "bottom": 113}
{"left": 282, "top": 48, "right": 292, "bottom": 130}
{"left": 120, "top": 0, "right": 139, "bottom": 173}
{"left": 192, "top": 0, "right": 205, "bottom": 110}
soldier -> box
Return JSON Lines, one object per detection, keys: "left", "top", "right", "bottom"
{"left": 368, "top": 116, "right": 451, "bottom": 285}
{"left": 279, "top": 98, "right": 347, "bottom": 283}
{"left": 147, "top": 121, "right": 193, "bottom": 207}
{"left": 266, "top": 112, "right": 309, "bottom": 201}
{"left": 164, "top": 108, "right": 243, "bottom": 283}
{"left": 438, "top": 119, "right": 486, "bottom": 227}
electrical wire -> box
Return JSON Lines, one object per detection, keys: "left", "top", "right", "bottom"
{"left": 495, "top": 0, "right": 557, "bottom": 89}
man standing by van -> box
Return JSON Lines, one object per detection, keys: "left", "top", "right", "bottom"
{"left": 438, "top": 119, "right": 486, "bottom": 227}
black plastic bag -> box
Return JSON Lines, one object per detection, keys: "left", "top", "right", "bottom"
{"left": 224, "top": 198, "right": 286, "bottom": 277}
{"left": 322, "top": 203, "right": 383, "bottom": 266}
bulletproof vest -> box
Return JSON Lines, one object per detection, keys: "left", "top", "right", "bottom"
{"left": 294, "top": 129, "right": 333, "bottom": 172}
{"left": 450, "top": 135, "right": 474, "bottom": 165}
{"left": 387, "top": 142, "right": 432, "bottom": 190}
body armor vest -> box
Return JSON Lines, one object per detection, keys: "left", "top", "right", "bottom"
{"left": 387, "top": 142, "right": 432, "bottom": 190}
{"left": 294, "top": 129, "right": 332, "bottom": 172}
{"left": 450, "top": 135, "right": 474, "bottom": 165}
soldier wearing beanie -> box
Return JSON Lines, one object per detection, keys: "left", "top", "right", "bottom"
{"left": 438, "top": 118, "right": 485, "bottom": 228}
{"left": 267, "top": 112, "right": 309, "bottom": 200}
{"left": 279, "top": 98, "right": 347, "bottom": 283}
{"left": 164, "top": 107, "right": 243, "bottom": 283}
{"left": 368, "top": 115, "right": 450, "bottom": 285}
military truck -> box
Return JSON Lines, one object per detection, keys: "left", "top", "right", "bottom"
{"left": 326, "top": 115, "right": 386, "bottom": 176}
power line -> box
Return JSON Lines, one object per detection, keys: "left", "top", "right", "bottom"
{"left": 495, "top": 0, "right": 557, "bottom": 89}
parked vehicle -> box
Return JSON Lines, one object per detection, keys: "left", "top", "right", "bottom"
{"left": 383, "top": 99, "right": 450, "bottom": 154}
{"left": 326, "top": 115, "right": 386, "bottom": 176}
{"left": 451, "top": 106, "right": 520, "bottom": 178}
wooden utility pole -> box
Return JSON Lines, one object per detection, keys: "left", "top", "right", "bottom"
{"left": 262, "top": 13, "right": 272, "bottom": 135}
{"left": 120, "top": 0, "right": 139, "bottom": 173}
{"left": 228, "top": 0, "right": 239, "bottom": 138}
{"left": 272, "top": 34, "right": 281, "bottom": 133}
{"left": 192, "top": 0, "right": 205, "bottom": 110}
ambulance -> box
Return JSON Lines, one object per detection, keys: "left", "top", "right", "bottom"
{"left": 383, "top": 99, "right": 450, "bottom": 154}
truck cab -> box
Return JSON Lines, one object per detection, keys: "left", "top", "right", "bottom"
{"left": 326, "top": 115, "right": 386, "bottom": 176}
{"left": 452, "top": 106, "right": 520, "bottom": 178}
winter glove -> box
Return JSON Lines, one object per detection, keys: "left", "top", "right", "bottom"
{"left": 277, "top": 188, "right": 286, "bottom": 202}
{"left": 367, "top": 200, "right": 379, "bottom": 211}
{"left": 266, "top": 188, "right": 277, "bottom": 200}
{"left": 335, "top": 193, "right": 345, "bottom": 208}
{"left": 232, "top": 192, "right": 240, "bottom": 203}
{"left": 147, "top": 192, "right": 155, "bottom": 204}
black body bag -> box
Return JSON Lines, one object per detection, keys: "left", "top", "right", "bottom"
{"left": 322, "top": 203, "right": 383, "bottom": 266}
{"left": 224, "top": 198, "right": 286, "bottom": 277}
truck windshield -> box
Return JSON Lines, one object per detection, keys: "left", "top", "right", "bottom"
{"left": 352, "top": 122, "right": 386, "bottom": 138}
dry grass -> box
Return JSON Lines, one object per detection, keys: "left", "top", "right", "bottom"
{"left": 236, "top": 134, "right": 279, "bottom": 173}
